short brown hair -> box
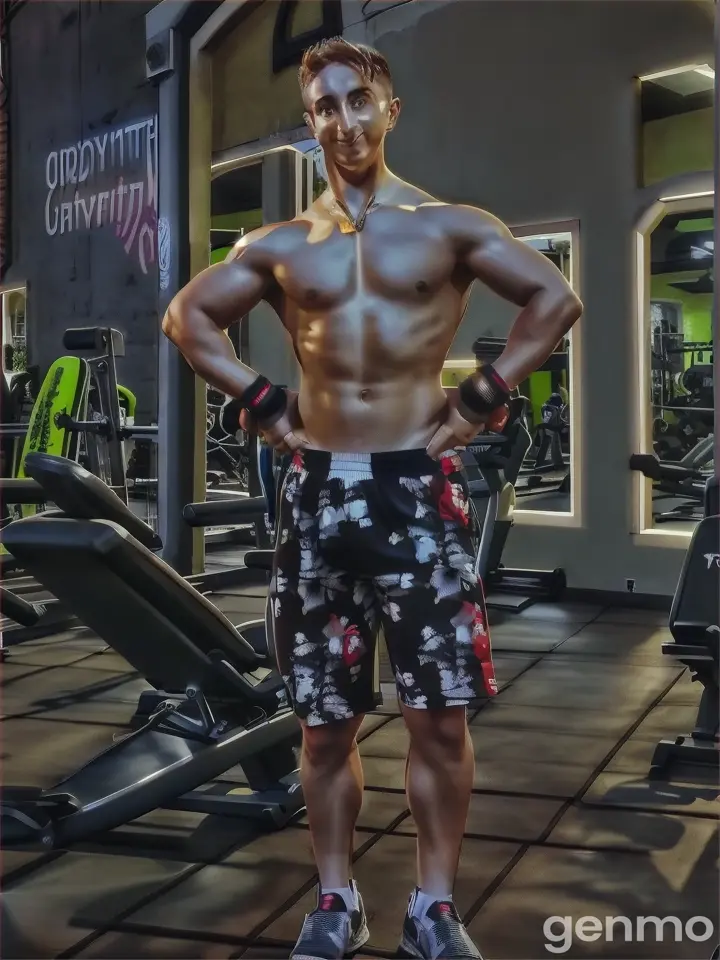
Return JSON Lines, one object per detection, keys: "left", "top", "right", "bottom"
{"left": 298, "top": 37, "right": 392, "bottom": 94}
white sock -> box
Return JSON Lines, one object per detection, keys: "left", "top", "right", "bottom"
{"left": 321, "top": 881, "right": 358, "bottom": 911}
{"left": 410, "top": 887, "right": 453, "bottom": 928}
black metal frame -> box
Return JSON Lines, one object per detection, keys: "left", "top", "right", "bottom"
{"left": 147, "top": 1, "right": 223, "bottom": 574}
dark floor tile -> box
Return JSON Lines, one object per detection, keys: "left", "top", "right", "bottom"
{"left": 361, "top": 756, "right": 407, "bottom": 791}
{"left": 212, "top": 595, "right": 269, "bottom": 620}
{"left": 1, "top": 852, "right": 193, "bottom": 959}
{"left": 26, "top": 698, "right": 136, "bottom": 726}
{"left": 1, "top": 849, "right": 54, "bottom": 881}
{"left": 213, "top": 584, "right": 268, "bottom": 599}
{"left": 0, "top": 663, "right": 47, "bottom": 685}
{"left": 596, "top": 607, "right": 670, "bottom": 626}
{"left": 122, "top": 829, "right": 322, "bottom": 940}
{"left": 2, "top": 717, "right": 130, "bottom": 789}
{"left": 661, "top": 671, "right": 704, "bottom": 706}
{"left": 1, "top": 666, "right": 145, "bottom": 717}
{"left": 497, "top": 659, "right": 679, "bottom": 711}
{"left": 471, "top": 701, "right": 640, "bottom": 738}
{"left": 393, "top": 792, "right": 562, "bottom": 842}
{"left": 493, "top": 653, "right": 541, "bottom": 688}
{"left": 549, "top": 805, "right": 719, "bottom": 853}
{"left": 604, "top": 736, "right": 673, "bottom": 775}
{"left": 471, "top": 725, "right": 615, "bottom": 768}
{"left": 470, "top": 726, "right": 617, "bottom": 797}
{"left": 79, "top": 807, "right": 265, "bottom": 864}
{"left": 631, "top": 702, "right": 701, "bottom": 742}
{"left": 234, "top": 948, "right": 291, "bottom": 959}
{"left": 75, "top": 932, "right": 238, "bottom": 958}
{"left": 357, "top": 713, "right": 392, "bottom": 741}
{"left": 551, "top": 623, "right": 673, "bottom": 664}
{"left": 3, "top": 635, "right": 106, "bottom": 669}
{"left": 468, "top": 842, "right": 719, "bottom": 958}
{"left": 583, "top": 772, "right": 720, "bottom": 817}
{"left": 68, "top": 649, "right": 135, "bottom": 673}
{"left": 488, "top": 619, "right": 582, "bottom": 653}
{"left": 360, "top": 717, "right": 408, "bottom": 759}
{"left": 237, "top": 948, "right": 379, "bottom": 960}
{"left": 264, "top": 833, "right": 520, "bottom": 952}
{"left": 514, "top": 602, "right": 603, "bottom": 623}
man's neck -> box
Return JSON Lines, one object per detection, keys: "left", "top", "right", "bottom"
{"left": 325, "top": 159, "right": 395, "bottom": 219}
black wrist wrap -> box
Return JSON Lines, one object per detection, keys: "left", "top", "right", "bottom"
{"left": 459, "top": 364, "right": 511, "bottom": 418}
{"left": 240, "top": 376, "right": 287, "bottom": 422}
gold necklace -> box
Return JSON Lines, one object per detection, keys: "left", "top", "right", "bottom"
{"left": 333, "top": 193, "right": 376, "bottom": 234}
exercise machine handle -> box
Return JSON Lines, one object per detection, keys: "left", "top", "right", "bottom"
{"left": 0, "top": 586, "right": 42, "bottom": 627}
{"left": 0, "top": 478, "right": 47, "bottom": 504}
{"left": 629, "top": 453, "right": 703, "bottom": 483}
{"left": 182, "top": 496, "right": 267, "bottom": 527}
{"left": 244, "top": 549, "right": 274, "bottom": 571}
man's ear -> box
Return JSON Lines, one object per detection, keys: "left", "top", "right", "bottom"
{"left": 304, "top": 110, "right": 316, "bottom": 138}
{"left": 386, "top": 97, "right": 401, "bottom": 132}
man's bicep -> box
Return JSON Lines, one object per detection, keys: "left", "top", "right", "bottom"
{"left": 456, "top": 207, "right": 565, "bottom": 307}
{"left": 175, "top": 251, "right": 271, "bottom": 331}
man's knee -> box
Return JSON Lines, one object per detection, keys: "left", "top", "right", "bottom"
{"left": 301, "top": 717, "right": 363, "bottom": 771}
{"left": 404, "top": 706, "right": 469, "bottom": 763}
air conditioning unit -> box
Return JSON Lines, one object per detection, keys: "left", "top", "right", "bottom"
{"left": 146, "top": 28, "right": 174, "bottom": 81}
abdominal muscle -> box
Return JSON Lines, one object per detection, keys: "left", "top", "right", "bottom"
{"left": 297, "top": 373, "right": 449, "bottom": 453}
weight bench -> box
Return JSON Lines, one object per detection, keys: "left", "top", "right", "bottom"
{"left": 0, "top": 454, "right": 302, "bottom": 849}
{"left": 651, "top": 513, "right": 720, "bottom": 775}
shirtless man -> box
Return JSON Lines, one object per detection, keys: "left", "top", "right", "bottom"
{"left": 163, "top": 38, "right": 582, "bottom": 960}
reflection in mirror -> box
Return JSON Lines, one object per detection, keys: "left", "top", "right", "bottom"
{"left": 647, "top": 205, "right": 714, "bottom": 531}
{"left": 2, "top": 286, "right": 28, "bottom": 375}
{"left": 444, "top": 229, "right": 576, "bottom": 516}
{"left": 201, "top": 162, "right": 265, "bottom": 497}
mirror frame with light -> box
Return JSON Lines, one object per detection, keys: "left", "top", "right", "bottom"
{"left": 442, "top": 218, "right": 583, "bottom": 528}
{"left": 632, "top": 188, "right": 714, "bottom": 543}
{"left": 0, "top": 282, "right": 29, "bottom": 379}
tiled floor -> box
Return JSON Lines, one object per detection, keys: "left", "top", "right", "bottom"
{"left": 1, "top": 598, "right": 718, "bottom": 959}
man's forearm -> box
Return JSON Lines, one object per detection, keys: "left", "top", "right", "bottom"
{"left": 162, "top": 303, "right": 260, "bottom": 399}
{"left": 490, "top": 289, "right": 582, "bottom": 389}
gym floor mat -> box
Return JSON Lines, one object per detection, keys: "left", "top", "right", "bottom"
{"left": 2, "top": 601, "right": 717, "bottom": 960}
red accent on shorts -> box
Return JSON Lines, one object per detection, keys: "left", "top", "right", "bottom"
{"left": 250, "top": 383, "right": 271, "bottom": 407}
{"left": 437, "top": 479, "right": 469, "bottom": 527}
{"left": 342, "top": 624, "right": 363, "bottom": 665}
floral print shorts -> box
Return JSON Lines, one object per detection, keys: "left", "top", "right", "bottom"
{"left": 269, "top": 448, "right": 498, "bottom": 726}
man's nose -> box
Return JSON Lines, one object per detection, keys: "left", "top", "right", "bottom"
{"left": 336, "top": 106, "right": 355, "bottom": 137}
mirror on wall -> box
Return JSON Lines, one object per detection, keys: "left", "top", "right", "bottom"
{"left": 443, "top": 227, "right": 577, "bottom": 517}
{"left": 1, "top": 285, "right": 28, "bottom": 376}
{"left": 646, "top": 204, "right": 714, "bottom": 531}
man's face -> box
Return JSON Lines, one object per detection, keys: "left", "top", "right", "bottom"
{"left": 304, "top": 63, "right": 399, "bottom": 174}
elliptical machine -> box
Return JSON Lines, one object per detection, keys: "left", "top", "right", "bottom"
{"left": 463, "top": 401, "right": 566, "bottom": 611}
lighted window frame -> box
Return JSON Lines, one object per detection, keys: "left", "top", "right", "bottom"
{"left": 443, "top": 220, "right": 583, "bottom": 528}
{"left": 632, "top": 190, "right": 714, "bottom": 545}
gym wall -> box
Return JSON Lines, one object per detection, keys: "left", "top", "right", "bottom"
{"left": 4, "top": 0, "right": 160, "bottom": 424}
{"left": 358, "top": 0, "right": 712, "bottom": 595}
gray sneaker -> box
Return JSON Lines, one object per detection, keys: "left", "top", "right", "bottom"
{"left": 291, "top": 883, "right": 369, "bottom": 960}
{"left": 398, "top": 890, "right": 483, "bottom": 959}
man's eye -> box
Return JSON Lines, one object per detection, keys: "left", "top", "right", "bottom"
{"left": 320, "top": 107, "right": 333, "bottom": 118}
{"left": 352, "top": 98, "right": 366, "bottom": 109}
